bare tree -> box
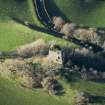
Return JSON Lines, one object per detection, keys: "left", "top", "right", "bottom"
{"left": 61, "top": 23, "right": 76, "bottom": 38}
{"left": 74, "top": 28, "right": 101, "bottom": 45}
{"left": 101, "top": 72, "right": 105, "bottom": 79}
{"left": 0, "top": 59, "right": 36, "bottom": 88}
{"left": 16, "top": 39, "right": 49, "bottom": 57}
{"left": 52, "top": 16, "right": 65, "bottom": 31}
{"left": 74, "top": 91, "right": 89, "bottom": 105}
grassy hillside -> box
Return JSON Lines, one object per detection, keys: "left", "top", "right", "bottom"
{"left": 47, "top": 0, "right": 105, "bottom": 27}
{"left": 0, "top": 0, "right": 105, "bottom": 105}
{"left": 0, "top": 77, "right": 105, "bottom": 105}
{"left": 0, "top": 0, "right": 78, "bottom": 51}
{"left": 0, "top": 20, "right": 77, "bottom": 51}
{"left": 0, "top": 77, "right": 72, "bottom": 105}
{"left": 0, "top": 0, "right": 39, "bottom": 24}
{"left": 0, "top": 0, "right": 40, "bottom": 51}
{"left": 72, "top": 80, "right": 105, "bottom": 105}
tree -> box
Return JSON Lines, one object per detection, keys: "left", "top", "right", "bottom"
{"left": 101, "top": 72, "right": 105, "bottom": 79}
{"left": 61, "top": 23, "right": 76, "bottom": 38}
{"left": 83, "top": 0, "right": 95, "bottom": 3}
{"left": 74, "top": 28, "right": 101, "bottom": 45}
{"left": 74, "top": 48, "right": 89, "bottom": 56}
{"left": 0, "top": 59, "right": 41, "bottom": 88}
{"left": 52, "top": 16, "right": 65, "bottom": 31}
{"left": 41, "top": 77, "right": 62, "bottom": 95}
{"left": 74, "top": 91, "right": 89, "bottom": 105}
{"left": 16, "top": 39, "right": 49, "bottom": 58}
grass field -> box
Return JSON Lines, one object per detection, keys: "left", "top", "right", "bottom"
{"left": 0, "top": 0, "right": 40, "bottom": 51}
{"left": 0, "top": 0, "right": 105, "bottom": 105}
{"left": 0, "top": 77, "right": 105, "bottom": 105}
{"left": 0, "top": 20, "right": 78, "bottom": 51}
{"left": 0, "top": 0, "right": 77, "bottom": 104}
{"left": 72, "top": 80, "right": 105, "bottom": 105}
{"left": 46, "top": 0, "right": 105, "bottom": 27}
{"left": 0, "top": 77, "right": 73, "bottom": 105}
{"left": 0, "top": 0, "right": 78, "bottom": 51}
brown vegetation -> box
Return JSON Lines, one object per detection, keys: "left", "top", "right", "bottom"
{"left": 61, "top": 23, "right": 76, "bottom": 38}
{"left": 16, "top": 39, "right": 49, "bottom": 57}
{"left": 74, "top": 91, "right": 89, "bottom": 105}
{"left": 41, "top": 76, "right": 62, "bottom": 95}
{"left": 0, "top": 58, "right": 58, "bottom": 89}
{"left": 52, "top": 16, "right": 65, "bottom": 31}
{"left": 52, "top": 16, "right": 102, "bottom": 48}
{"left": 0, "top": 59, "right": 37, "bottom": 88}
{"left": 74, "top": 28, "right": 101, "bottom": 45}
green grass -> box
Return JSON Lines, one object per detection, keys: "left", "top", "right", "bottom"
{"left": 0, "top": 77, "right": 105, "bottom": 105}
{"left": 0, "top": 1, "right": 78, "bottom": 104}
{"left": 0, "top": 0, "right": 40, "bottom": 25}
{"left": 0, "top": 77, "right": 72, "bottom": 105}
{"left": 0, "top": 0, "right": 105, "bottom": 105}
{"left": 0, "top": 0, "right": 78, "bottom": 51}
{"left": 71, "top": 80, "right": 105, "bottom": 105}
{"left": 72, "top": 80, "right": 105, "bottom": 97}
{"left": 0, "top": 20, "right": 78, "bottom": 51}
{"left": 47, "top": 0, "right": 105, "bottom": 27}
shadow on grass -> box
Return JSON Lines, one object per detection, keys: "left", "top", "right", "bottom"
{"left": 15, "top": 0, "right": 25, "bottom": 2}
{"left": 45, "top": 0, "right": 105, "bottom": 22}
{"left": 89, "top": 95, "right": 105, "bottom": 104}
{"left": 11, "top": 17, "right": 63, "bottom": 37}
{"left": 90, "top": 79, "right": 105, "bottom": 84}
{"left": 64, "top": 52, "right": 105, "bottom": 72}
{"left": 55, "top": 82, "right": 65, "bottom": 96}
{"left": 59, "top": 68, "right": 81, "bottom": 82}
{"left": 11, "top": 17, "right": 103, "bottom": 53}
{"left": 44, "top": 0, "right": 70, "bottom": 22}
{"left": 73, "top": 0, "right": 104, "bottom": 12}
{"left": 72, "top": 55, "right": 105, "bottom": 71}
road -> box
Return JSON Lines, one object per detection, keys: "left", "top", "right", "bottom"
{"left": 33, "top": 0, "right": 53, "bottom": 28}
{"left": 33, "top": 0, "right": 103, "bottom": 53}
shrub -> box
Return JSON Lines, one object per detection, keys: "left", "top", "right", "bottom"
{"left": 61, "top": 23, "right": 76, "bottom": 38}
{"left": 0, "top": 59, "right": 41, "bottom": 88}
{"left": 52, "top": 16, "right": 65, "bottom": 31}
{"left": 102, "top": 41, "right": 105, "bottom": 51}
{"left": 29, "top": 48, "right": 63, "bottom": 66}
{"left": 74, "top": 28, "right": 101, "bottom": 45}
{"left": 74, "top": 91, "right": 89, "bottom": 105}
{"left": 16, "top": 39, "right": 49, "bottom": 58}
{"left": 0, "top": 57, "right": 62, "bottom": 89}
{"left": 101, "top": 72, "right": 105, "bottom": 79}
{"left": 74, "top": 48, "right": 90, "bottom": 56}
{"left": 41, "top": 77, "right": 62, "bottom": 95}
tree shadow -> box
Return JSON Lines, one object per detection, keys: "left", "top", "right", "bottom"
{"left": 59, "top": 68, "right": 81, "bottom": 82}
{"left": 73, "top": 0, "right": 104, "bottom": 12}
{"left": 90, "top": 79, "right": 105, "bottom": 83}
{"left": 15, "top": 0, "right": 25, "bottom": 2}
{"left": 45, "top": 0, "right": 105, "bottom": 22}
{"left": 11, "top": 17, "right": 63, "bottom": 37}
{"left": 89, "top": 95, "right": 105, "bottom": 104}
{"left": 63, "top": 48, "right": 105, "bottom": 71}
{"left": 11, "top": 17, "right": 103, "bottom": 53}
{"left": 44, "top": 0, "right": 70, "bottom": 22}
{"left": 54, "top": 81, "right": 65, "bottom": 96}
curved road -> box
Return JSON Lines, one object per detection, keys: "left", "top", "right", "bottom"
{"left": 33, "top": 0, "right": 103, "bottom": 53}
{"left": 33, "top": 0, "right": 53, "bottom": 28}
